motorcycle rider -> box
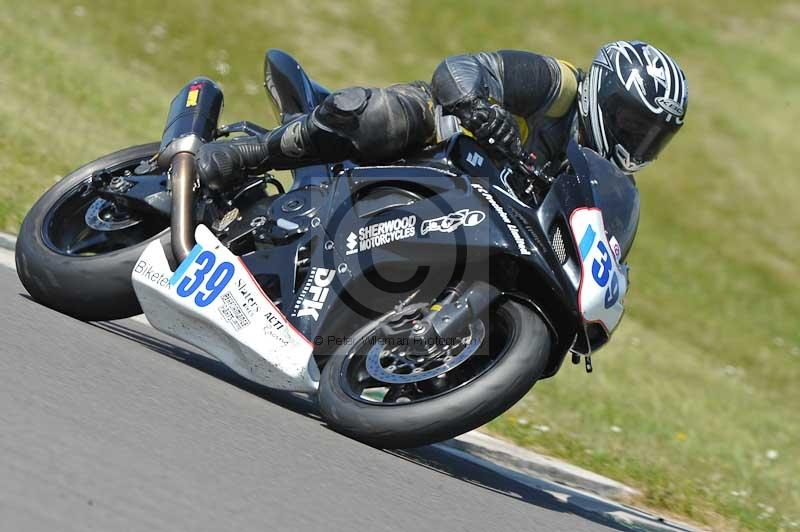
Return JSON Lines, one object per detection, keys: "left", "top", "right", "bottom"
{"left": 196, "top": 40, "right": 688, "bottom": 193}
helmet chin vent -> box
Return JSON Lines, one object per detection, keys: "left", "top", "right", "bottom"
{"left": 613, "top": 144, "right": 649, "bottom": 173}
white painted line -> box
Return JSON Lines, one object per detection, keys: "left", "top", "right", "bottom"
{"left": 452, "top": 430, "right": 639, "bottom": 498}
{"left": 0, "top": 248, "right": 16, "bottom": 271}
{"left": 0, "top": 232, "right": 17, "bottom": 270}
{"left": 434, "top": 443, "right": 696, "bottom": 532}
{"left": 0, "top": 231, "right": 16, "bottom": 252}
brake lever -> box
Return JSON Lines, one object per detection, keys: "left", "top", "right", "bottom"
{"left": 502, "top": 152, "right": 554, "bottom": 205}
{"left": 483, "top": 141, "right": 553, "bottom": 202}
{"left": 513, "top": 153, "right": 553, "bottom": 186}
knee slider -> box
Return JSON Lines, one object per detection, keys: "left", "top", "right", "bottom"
{"left": 315, "top": 87, "right": 370, "bottom": 132}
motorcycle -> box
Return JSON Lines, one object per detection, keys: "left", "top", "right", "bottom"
{"left": 15, "top": 50, "right": 639, "bottom": 448}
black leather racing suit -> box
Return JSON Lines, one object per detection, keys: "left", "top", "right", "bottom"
{"left": 432, "top": 51, "right": 581, "bottom": 173}
{"left": 196, "top": 51, "right": 582, "bottom": 190}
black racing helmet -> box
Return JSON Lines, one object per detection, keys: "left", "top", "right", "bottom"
{"left": 578, "top": 40, "right": 688, "bottom": 173}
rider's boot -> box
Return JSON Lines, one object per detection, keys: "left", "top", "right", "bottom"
{"left": 195, "top": 113, "right": 354, "bottom": 193}
{"left": 196, "top": 84, "right": 434, "bottom": 193}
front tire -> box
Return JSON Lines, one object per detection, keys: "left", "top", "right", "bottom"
{"left": 319, "top": 298, "right": 551, "bottom": 448}
{"left": 15, "top": 142, "right": 170, "bottom": 321}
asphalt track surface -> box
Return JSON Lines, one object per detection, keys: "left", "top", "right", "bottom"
{"left": 0, "top": 260, "right": 629, "bottom": 532}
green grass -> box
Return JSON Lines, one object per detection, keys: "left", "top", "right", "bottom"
{"left": 1, "top": 1, "right": 798, "bottom": 529}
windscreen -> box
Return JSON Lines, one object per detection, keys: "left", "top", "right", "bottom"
{"left": 581, "top": 148, "right": 641, "bottom": 260}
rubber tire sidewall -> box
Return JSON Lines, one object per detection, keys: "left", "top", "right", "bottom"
{"left": 319, "top": 299, "right": 551, "bottom": 449}
{"left": 15, "top": 142, "right": 170, "bottom": 321}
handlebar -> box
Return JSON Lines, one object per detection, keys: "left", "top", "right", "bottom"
{"left": 493, "top": 146, "right": 554, "bottom": 204}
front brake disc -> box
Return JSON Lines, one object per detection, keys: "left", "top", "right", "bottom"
{"left": 365, "top": 320, "right": 485, "bottom": 384}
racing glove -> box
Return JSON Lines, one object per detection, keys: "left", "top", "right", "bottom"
{"left": 195, "top": 136, "right": 270, "bottom": 193}
{"left": 463, "top": 100, "right": 524, "bottom": 160}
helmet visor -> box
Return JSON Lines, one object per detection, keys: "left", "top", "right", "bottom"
{"left": 605, "top": 100, "right": 680, "bottom": 165}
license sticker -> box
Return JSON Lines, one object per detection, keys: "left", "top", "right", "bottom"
{"left": 570, "top": 208, "right": 628, "bottom": 332}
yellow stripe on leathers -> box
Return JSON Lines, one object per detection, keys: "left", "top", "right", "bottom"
{"left": 515, "top": 116, "right": 529, "bottom": 144}
{"left": 545, "top": 60, "right": 579, "bottom": 118}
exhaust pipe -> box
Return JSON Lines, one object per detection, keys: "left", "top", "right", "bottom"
{"left": 169, "top": 152, "right": 198, "bottom": 262}
{"left": 158, "top": 78, "right": 224, "bottom": 263}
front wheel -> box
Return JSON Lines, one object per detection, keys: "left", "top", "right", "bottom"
{"left": 15, "top": 142, "right": 170, "bottom": 321}
{"left": 319, "top": 298, "right": 551, "bottom": 448}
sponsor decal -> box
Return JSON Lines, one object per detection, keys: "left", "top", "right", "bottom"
{"left": 185, "top": 82, "right": 202, "bottom": 107}
{"left": 609, "top": 235, "right": 622, "bottom": 260}
{"left": 235, "top": 278, "right": 260, "bottom": 317}
{"left": 345, "top": 215, "right": 416, "bottom": 255}
{"left": 133, "top": 259, "right": 171, "bottom": 288}
{"left": 263, "top": 311, "right": 285, "bottom": 331}
{"left": 218, "top": 291, "right": 251, "bottom": 331}
{"left": 346, "top": 232, "right": 358, "bottom": 254}
{"left": 471, "top": 183, "right": 531, "bottom": 256}
{"left": 263, "top": 325, "right": 290, "bottom": 347}
{"left": 292, "top": 267, "right": 336, "bottom": 321}
{"left": 420, "top": 209, "right": 485, "bottom": 235}
{"left": 493, "top": 183, "right": 530, "bottom": 208}
{"left": 655, "top": 96, "right": 685, "bottom": 117}
{"left": 263, "top": 310, "right": 289, "bottom": 346}
{"left": 466, "top": 152, "right": 484, "bottom": 167}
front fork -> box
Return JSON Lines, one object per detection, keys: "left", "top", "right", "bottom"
{"left": 406, "top": 281, "right": 501, "bottom": 346}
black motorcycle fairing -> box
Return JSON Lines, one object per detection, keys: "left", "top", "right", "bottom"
{"left": 438, "top": 135, "right": 586, "bottom": 373}
{"left": 476, "top": 183, "right": 583, "bottom": 377}
{"left": 536, "top": 140, "right": 640, "bottom": 354}
{"left": 255, "top": 147, "right": 574, "bottom": 369}
{"left": 238, "top": 135, "right": 635, "bottom": 373}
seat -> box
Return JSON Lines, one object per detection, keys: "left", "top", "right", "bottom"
{"left": 264, "top": 49, "right": 331, "bottom": 124}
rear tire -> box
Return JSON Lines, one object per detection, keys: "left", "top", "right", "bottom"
{"left": 319, "top": 298, "right": 551, "bottom": 448}
{"left": 15, "top": 143, "right": 171, "bottom": 321}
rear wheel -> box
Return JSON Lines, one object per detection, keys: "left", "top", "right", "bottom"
{"left": 15, "top": 142, "right": 171, "bottom": 321}
{"left": 319, "top": 297, "right": 551, "bottom": 448}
